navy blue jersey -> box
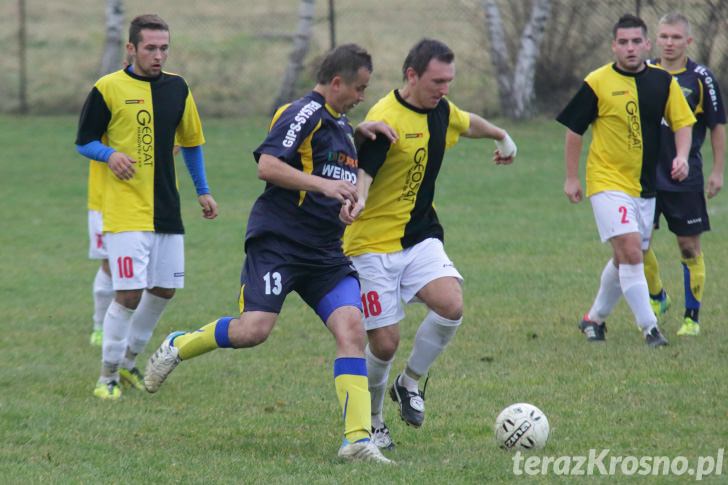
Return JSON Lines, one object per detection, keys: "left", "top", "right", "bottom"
{"left": 246, "top": 91, "right": 358, "bottom": 251}
{"left": 653, "top": 58, "right": 726, "bottom": 191}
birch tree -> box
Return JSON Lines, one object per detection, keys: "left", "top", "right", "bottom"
{"left": 99, "top": 0, "right": 124, "bottom": 76}
{"left": 483, "top": 0, "right": 551, "bottom": 119}
{"left": 270, "top": 0, "right": 316, "bottom": 114}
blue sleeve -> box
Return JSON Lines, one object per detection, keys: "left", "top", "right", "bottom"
{"left": 76, "top": 140, "right": 115, "bottom": 162}
{"left": 181, "top": 145, "right": 210, "bottom": 195}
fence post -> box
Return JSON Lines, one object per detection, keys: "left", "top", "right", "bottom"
{"left": 329, "top": 0, "right": 336, "bottom": 49}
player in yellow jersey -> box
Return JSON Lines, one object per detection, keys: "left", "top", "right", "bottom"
{"left": 557, "top": 14, "right": 695, "bottom": 347}
{"left": 341, "top": 39, "right": 517, "bottom": 449}
{"left": 76, "top": 15, "right": 217, "bottom": 400}
{"left": 643, "top": 12, "right": 726, "bottom": 336}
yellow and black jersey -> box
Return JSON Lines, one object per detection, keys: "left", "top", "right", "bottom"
{"left": 76, "top": 67, "right": 205, "bottom": 234}
{"left": 557, "top": 62, "right": 695, "bottom": 198}
{"left": 343, "top": 90, "right": 470, "bottom": 256}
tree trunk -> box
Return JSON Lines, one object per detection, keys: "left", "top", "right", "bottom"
{"left": 483, "top": 0, "right": 513, "bottom": 116}
{"left": 483, "top": 0, "right": 551, "bottom": 120}
{"left": 511, "top": 0, "right": 551, "bottom": 119}
{"left": 99, "top": 0, "right": 124, "bottom": 76}
{"left": 270, "top": 0, "right": 317, "bottom": 115}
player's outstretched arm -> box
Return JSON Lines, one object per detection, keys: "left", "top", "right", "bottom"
{"left": 564, "top": 129, "right": 584, "bottom": 203}
{"left": 354, "top": 121, "right": 398, "bottom": 148}
{"left": 465, "top": 113, "right": 517, "bottom": 163}
{"left": 258, "top": 154, "right": 357, "bottom": 204}
{"left": 707, "top": 124, "right": 725, "bottom": 198}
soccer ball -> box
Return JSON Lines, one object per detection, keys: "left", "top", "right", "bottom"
{"left": 494, "top": 403, "right": 549, "bottom": 450}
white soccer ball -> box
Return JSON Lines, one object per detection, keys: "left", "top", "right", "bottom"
{"left": 494, "top": 403, "right": 550, "bottom": 450}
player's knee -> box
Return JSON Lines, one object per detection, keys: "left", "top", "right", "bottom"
{"left": 430, "top": 297, "right": 463, "bottom": 321}
{"left": 368, "top": 332, "right": 399, "bottom": 361}
{"left": 149, "top": 287, "right": 175, "bottom": 299}
{"left": 115, "top": 290, "right": 143, "bottom": 309}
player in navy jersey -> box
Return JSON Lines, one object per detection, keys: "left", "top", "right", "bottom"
{"left": 644, "top": 12, "right": 726, "bottom": 336}
{"left": 144, "top": 44, "right": 396, "bottom": 464}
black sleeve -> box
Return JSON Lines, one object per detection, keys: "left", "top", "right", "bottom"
{"left": 556, "top": 82, "right": 598, "bottom": 135}
{"left": 358, "top": 135, "right": 391, "bottom": 178}
{"left": 75, "top": 87, "right": 111, "bottom": 145}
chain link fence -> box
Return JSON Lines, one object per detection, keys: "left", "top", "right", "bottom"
{"left": 1, "top": 0, "right": 726, "bottom": 117}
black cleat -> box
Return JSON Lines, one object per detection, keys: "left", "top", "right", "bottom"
{"left": 389, "top": 376, "right": 425, "bottom": 428}
{"left": 579, "top": 315, "right": 606, "bottom": 342}
{"left": 645, "top": 327, "right": 669, "bottom": 347}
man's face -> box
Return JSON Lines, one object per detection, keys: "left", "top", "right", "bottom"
{"left": 612, "top": 27, "right": 650, "bottom": 72}
{"left": 656, "top": 22, "right": 691, "bottom": 63}
{"left": 408, "top": 59, "right": 455, "bottom": 109}
{"left": 333, "top": 66, "right": 371, "bottom": 114}
{"left": 128, "top": 29, "right": 170, "bottom": 77}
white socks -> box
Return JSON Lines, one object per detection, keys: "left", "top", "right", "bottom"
{"left": 101, "top": 300, "right": 135, "bottom": 381}
{"left": 406, "top": 311, "right": 462, "bottom": 379}
{"left": 588, "top": 259, "right": 621, "bottom": 323}
{"left": 92, "top": 267, "right": 114, "bottom": 331}
{"left": 123, "top": 292, "right": 170, "bottom": 369}
{"left": 619, "top": 263, "right": 657, "bottom": 333}
{"left": 365, "top": 344, "right": 393, "bottom": 427}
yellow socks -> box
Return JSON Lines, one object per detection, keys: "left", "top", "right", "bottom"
{"left": 173, "top": 317, "right": 234, "bottom": 360}
{"left": 334, "top": 357, "right": 371, "bottom": 443}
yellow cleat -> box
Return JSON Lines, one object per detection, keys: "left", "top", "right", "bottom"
{"left": 676, "top": 317, "right": 700, "bottom": 336}
{"left": 119, "top": 367, "right": 145, "bottom": 390}
{"left": 89, "top": 329, "right": 103, "bottom": 347}
{"left": 650, "top": 292, "right": 671, "bottom": 320}
{"left": 94, "top": 380, "right": 121, "bottom": 400}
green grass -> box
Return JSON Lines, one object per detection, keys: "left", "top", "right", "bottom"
{"left": 1, "top": 115, "right": 727, "bottom": 483}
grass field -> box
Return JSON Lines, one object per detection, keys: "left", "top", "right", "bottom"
{"left": 1, "top": 115, "right": 727, "bottom": 483}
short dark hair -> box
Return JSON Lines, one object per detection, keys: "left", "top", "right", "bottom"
{"left": 402, "top": 38, "right": 454, "bottom": 81}
{"left": 316, "top": 43, "right": 373, "bottom": 85}
{"left": 612, "top": 14, "right": 647, "bottom": 39}
{"left": 129, "top": 14, "right": 169, "bottom": 47}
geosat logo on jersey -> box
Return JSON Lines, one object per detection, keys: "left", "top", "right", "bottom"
{"left": 322, "top": 151, "right": 358, "bottom": 183}
{"left": 136, "top": 109, "right": 154, "bottom": 167}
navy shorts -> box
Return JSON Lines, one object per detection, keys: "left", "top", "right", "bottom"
{"left": 240, "top": 235, "right": 360, "bottom": 322}
{"left": 654, "top": 190, "right": 710, "bottom": 236}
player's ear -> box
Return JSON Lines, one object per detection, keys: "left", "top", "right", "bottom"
{"left": 126, "top": 42, "right": 136, "bottom": 57}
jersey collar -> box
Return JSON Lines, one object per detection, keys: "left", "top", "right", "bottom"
{"left": 393, "top": 89, "right": 438, "bottom": 114}
{"left": 124, "top": 65, "right": 163, "bottom": 82}
{"left": 611, "top": 62, "right": 649, "bottom": 78}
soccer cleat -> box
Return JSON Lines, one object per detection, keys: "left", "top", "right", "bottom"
{"left": 650, "top": 292, "right": 671, "bottom": 320}
{"left": 578, "top": 315, "right": 606, "bottom": 342}
{"left": 390, "top": 376, "right": 425, "bottom": 428}
{"left": 645, "top": 327, "right": 669, "bottom": 347}
{"left": 119, "top": 367, "right": 145, "bottom": 390}
{"left": 676, "top": 317, "right": 700, "bottom": 336}
{"left": 89, "top": 329, "right": 103, "bottom": 347}
{"left": 94, "top": 380, "right": 121, "bottom": 400}
{"left": 338, "top": 439, "right": 394, "bottom": 464}
{"left": 371, "top": 424, "right": 395, "bottom": 450}
{"left": 144, "top": 331, "right": 185, "bottom": 393}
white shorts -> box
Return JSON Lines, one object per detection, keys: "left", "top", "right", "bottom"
{"left": 590, "top": 191, "right": 655, "bottom": 250}
{"left": 88, "top": 210, "right": 107, "bottom": 260}
{"left": 105, "top": 232, "right": 185, "bottom": 290}
{"left": 350, "top": 238, "right": 463, "bottom": 331}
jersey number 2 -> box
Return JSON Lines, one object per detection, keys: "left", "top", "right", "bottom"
{"left": 618, "top": 206, "right": 629, "bottom": 224}
{"left": 264, "top": 272, "right": 282, "bottom": 295}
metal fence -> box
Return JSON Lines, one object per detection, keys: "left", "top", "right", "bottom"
{"left": 1, "top": 0, "right": 726, "bottom": 117}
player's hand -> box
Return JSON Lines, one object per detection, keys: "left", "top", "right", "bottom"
{"left": 355, "top": 121, "right": 398, "bottom": 143}
{"left": 564, "top": 177, "right": 583, "bottom": 203}
{"left": 493, "top": 149, "right": 514, "bottom": 165}
{"left": 670, "top": 156, "right": 689, "bottom": 182}
{"left": 707, "top": 170, "right": 723, "bottom": 198}
{"left": 108, "top": 151, "right": 137, "bottom": 180}
{"left": 494, "top": 132, "right": 517, "bottom": 158}
{"left": 321, "top": 179, "right": 358, "bottom": 204}
{"left": 339, "top": 199, "right": 365, "bottom": 225}
{"left": 198, "top": 194, "right": 218, "bottom": 219}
